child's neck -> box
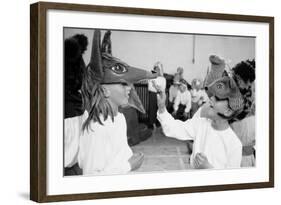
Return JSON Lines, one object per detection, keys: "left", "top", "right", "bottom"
{"left": 211, "top": 119, "right": 229, "bottom": 131}
{"left": 108, "top": 100, "right": 119, "bottom": 116}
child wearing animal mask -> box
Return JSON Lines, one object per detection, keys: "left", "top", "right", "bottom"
{"left": 154, "top": 55, "right": 246, "bottom": 169}
{"left": 64, "top": 30, "right": 155, "bottom": 175}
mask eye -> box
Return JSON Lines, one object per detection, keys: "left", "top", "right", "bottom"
{"left": 111, "top": 64, "right": 128, "bottom": 74}
{"left": 216, "top": 82, "right": 224, "bottom": 89}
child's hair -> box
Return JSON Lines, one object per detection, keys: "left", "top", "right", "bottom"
{"left": 81, "top": 67, "right": 114, "bottom": 131}
{"left": 231, "top": 59, "right": 256, "bottom": 121}
{"left": 64, "top": 34, "right": 88, "bottom": 61}
{"left": 232, "top": 59, "right": 255, "bottom": 84}
{"left": 73, "top": 34, "right": 88, "bottom": 54}
{"left": 191, "top": 78, "right": 202, "bottom": 90}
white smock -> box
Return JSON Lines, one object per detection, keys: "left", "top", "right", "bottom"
{"left": 78, "top": 112, "right": 133, "bottom": 175}
{"left": 157, "top": 110, "right": 242, "bottom": 169}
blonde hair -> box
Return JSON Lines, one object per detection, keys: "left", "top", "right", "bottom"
{"left": 81, "top": 68, "right": 114, "bottom": 131}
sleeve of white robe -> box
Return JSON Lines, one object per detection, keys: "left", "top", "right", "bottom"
{"left": 78, "top": 114, "right": 132, "bottom": 175}
{"left": 184, "top": 91, "right": 192, "bottom": 113}
{"left": 169, "top": 86, "right": 174, "bottom": 103}
{"left": 227, "top": 136, "right": 243, "bottom": 168}
{"left": 103, "top": 145, "right": 132, "bottom": 174}
{"left": 78, "top": 125, "right": 106, "bottom": 174}
{"left": 64, "top": 114, "right": 85, "bottom": 168}
{"left": 173, "top": 91, "right": 180, "bottom": 112}
{"left": 157, "top": 109, "right": 197, "bottom": 141}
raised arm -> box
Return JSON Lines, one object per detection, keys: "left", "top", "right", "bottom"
{"left": 156, "top": 88, "right": 196, "bottom": 141}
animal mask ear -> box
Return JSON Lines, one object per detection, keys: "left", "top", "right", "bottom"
{"left": 204, "top": 55, "right": 226, "bottom": 88}
{"left": 88, "top": 30, "right": 103, "bottom": 82}
{"left": 101, "top": 30, "right": 112, "bottom": 55}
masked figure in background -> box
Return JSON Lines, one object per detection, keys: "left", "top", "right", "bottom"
{"left": 167, "top": 73, "right": 180, "bottom": 114}
{"left": 64, "top": 30, "right": 156, "bottom": 175}
{"left": 64, "top": 34, "right": 88, "bottom": 175}
{"left": 147, "top": 62, "right": 167, "bottom": 129}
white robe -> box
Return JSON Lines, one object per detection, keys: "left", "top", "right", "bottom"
{"left": 157, "top": 110, "right": 242, "bottom": 169}
{"left": 78, "top": 112, "right": 133, "bottom": 175}
{"left": 64, "top": 111, "right": 133, "bottom": 175}
{"left": 173, "top": 90, "right": 192, "bottom": 113}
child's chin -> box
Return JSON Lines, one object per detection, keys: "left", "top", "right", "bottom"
{"left": 205, "top": 109, "right": 215, "bottom": 118}
{"left": 121, "top": 101, "right": 129, "bottom": 107}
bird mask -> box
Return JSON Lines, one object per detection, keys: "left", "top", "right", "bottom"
{"left": 86, "top": 30, "right": 156, "bottom": 113}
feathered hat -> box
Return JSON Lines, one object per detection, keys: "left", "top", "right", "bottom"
{"left": 84, "top": 29, "right": 156, "bottom": 113}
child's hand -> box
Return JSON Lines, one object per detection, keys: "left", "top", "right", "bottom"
{"left": 129, "top": 152, "right": 144, "bottom": 171}
{"left": 152, "top": 83, "right": 166, "bottom": 113}
{"left": 194, "top": 153, "right": 213, "bottom": 169}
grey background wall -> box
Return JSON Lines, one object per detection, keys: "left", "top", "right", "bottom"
{"left": 65, "top": 28, "right": 255, "bottom": 83}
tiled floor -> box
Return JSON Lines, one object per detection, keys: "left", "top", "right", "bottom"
{"left": 131, "top": 127, "right": 192, "bottom": 173}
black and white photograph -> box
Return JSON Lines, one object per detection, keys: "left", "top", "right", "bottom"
{"left": 64, "top": 28, "right": 256, "bottom": 176}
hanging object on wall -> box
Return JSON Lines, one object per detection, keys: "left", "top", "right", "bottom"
{"left": 192, "top": 34, "right": 196, "bottom": 64}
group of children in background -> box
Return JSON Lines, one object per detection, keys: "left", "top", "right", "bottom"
{"left": 64, "top": 30, "right": 256, "bottom": 176}
{"left": 147, "top": 63, "right": 209, "bottom": 127}
{"left": 167, "top": 67, "right": 208, "bottom": 122}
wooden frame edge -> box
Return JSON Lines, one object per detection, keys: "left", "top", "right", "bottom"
{"left": 30, "top": 2, "right": 48, "bottom": 202}
{"left": 269, "top": 17, "right": 274, "bottom": 188}
{"left": 30, "top": 2, "right": 39, "bottom": 202}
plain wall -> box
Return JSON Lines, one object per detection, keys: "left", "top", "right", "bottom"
{"left": 65, "top": 28, "right": 255, "bottom": 83}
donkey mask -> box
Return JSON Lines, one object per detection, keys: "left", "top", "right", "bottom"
{"left": 204, "top": 54, "right": 245, "bottom": 117}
